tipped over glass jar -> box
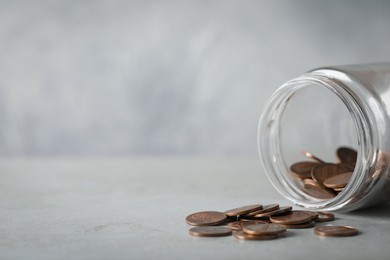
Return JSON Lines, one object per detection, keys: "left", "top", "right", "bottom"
{"left": 258, "top": 63, "right": 390, "bottom": 212}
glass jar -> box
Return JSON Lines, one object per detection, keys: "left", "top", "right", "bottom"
{"left": 258, "top": 63, "right": 390, "bottom": 212}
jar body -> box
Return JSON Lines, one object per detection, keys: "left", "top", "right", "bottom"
{"left": 258, "top": 63, "right": 390, "bottom": 212}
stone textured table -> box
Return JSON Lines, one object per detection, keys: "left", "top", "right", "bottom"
{"left": 1, "top": 158, "right": 389, "bottom": 259}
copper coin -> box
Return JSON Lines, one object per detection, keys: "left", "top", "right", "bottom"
{"left": 333, "top": 187, "right": 345, "bottom": 192}
{"left": 243, "top": 223, "right": 286, "bottom": 236}
{"left": 185, "top": 211, "right": 227, "bottom": 226}
{"left": 303, "top": 151, "right": 326, "bottom": 164}
{"left": 233, "top": 231, "right": 279, "bottom": 240}
{"left": 270, "top": 211, "right": 313, "bottom": 225}
{"left": 314, "top": 212, "right": 335, "bottom": 222}
{"left": 189, "top": 226, "right": 232, "bottom": 237}
{"left": 308, "top": 211, "right": 319, "bottom": 220}
{"left": 246, "top": 204, "right": 280, "bottom": 217}
{"left": 282, "top": 220, "right": 315, "bottom": 229}
{"left": 338, "top": 162, "right": 355, "bottom": 172}
{"left": 290, "top": 161, "right": 320, "bottom": 179}
{"left": 255, "top": 206, "right": 292, "bottom": 218}
{"left": 303, "top": 178, "right": 336, "bottom": 199}
{"left": 314, "top": 226, "right": 358, "bottom": 237}
{"left": 228, "top": 220, "right": 267, "bottom": 231}
{"left": 337, "top": 147, "right": 357, "bottom": 165}
{"left": 311, "top": 163, "right": 350, "bottom": 185}
{"left": 225, "top": 204, "right": 263, "bottom": 217}
{"left": 227, "top": 221, "right": 242, "bottom": 231}
{"left": 323, "top": 172, "right": 353, "bottom": 189}
{"left": 241, "top": 220, "right": 268, "bottom": 225}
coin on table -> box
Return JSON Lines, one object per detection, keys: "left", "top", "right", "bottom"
{"left": 290, "top": 161, "right": 320, "bottom": 179}
{"left": 228, "top": 220, "right": 267, "bottom": 231}
{"left": 185, "top": 211, "right": 227, "bottom": 226}
{"left": 227, "top": 221, "right": 242, "bottom": 231}
{"left": 245, "top": 204, "right": 280, "bottom": 217}
{"left": 303, "top": 178, "right": 336, "bottom": 199}
{"left": 314, "top": 212, "right": 335, "bottom": 222}
{"left": 307, "top": 211, "right": 319, "bottom": 220}
{"left": 255, "top": 206, "right": 292, "bottom": 218}
{"left": 189, "top": 226, "right": 232, "bottom": 237}
{"left": 242, "top": 223, "right": 286, "bottom": 236}
{"left": 233, "top": 231, "right": 279, "bottom": 240}
{"left": 282, "top": 220, "right": 315, "bottom": 229}
{"left": 270, "top": 211, "right": 313, "bottom": 225}
{"left": 311, "top": 163, "right": 350, "bottom": 185}
{"left": 323, "top": 172, "right": 353, "bottom": 189}
{"left": 225, "top": 204, "right": 263, "bottom": 217}
{"left": 314, "top": 226, "right": 358, "bottom": 237}
{"left": 337, "top": 147, "right": 357, "bottom": 165}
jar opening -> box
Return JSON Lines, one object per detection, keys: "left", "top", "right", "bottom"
{"left": 258, "top": 74, "right": 371, "bottom": 211}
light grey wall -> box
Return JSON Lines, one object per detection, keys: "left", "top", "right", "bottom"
{"left": 0, "top": 0, "right": 390, "bottom": 156}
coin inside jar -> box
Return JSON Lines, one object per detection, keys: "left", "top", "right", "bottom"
{"left": 337, "top": 147, "right": 358, "bottom": 165}
{"left": 290, "top": 161, "right": 320, "bottom": 179}
{"left": 311, "top": 163, "right": 350, "bottom": 185}
{"left": 323, "top": 172, "right": 353, "bottom": 189}
{"left": 303, "top": 179, "right": 336, "bottom": 199}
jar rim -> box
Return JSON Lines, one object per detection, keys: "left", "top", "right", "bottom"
{"left": 258, "top": 71, "right": 377, "bottom": 211}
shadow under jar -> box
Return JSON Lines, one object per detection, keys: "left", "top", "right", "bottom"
{"left": 258, "top": 63, "right": 390, "bottom": 212}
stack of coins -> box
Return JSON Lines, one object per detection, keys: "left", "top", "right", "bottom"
{"left": 290, "top": 147, "right": 357, "bottom": 199}
{"left": 185, "top": 203, "right": 358, "bottom": 240}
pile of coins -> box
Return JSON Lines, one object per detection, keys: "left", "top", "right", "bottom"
{"left": 290, "top": 147, "right": 357, "bottom": 199}
{"left": 186, "top": 203, "right": 358, "bottom": 240}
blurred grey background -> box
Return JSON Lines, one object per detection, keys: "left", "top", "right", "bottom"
{"left": 0, "top": 0, "right": 389, "bottom": 156}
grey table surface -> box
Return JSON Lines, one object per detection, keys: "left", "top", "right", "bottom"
{"left": 1, "top": 157, "right": 389, "bottom": 260}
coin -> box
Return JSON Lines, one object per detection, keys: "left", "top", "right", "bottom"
{"left": 303, "top": 151, "right": 326, "bottom": 164}
{"left": 233, "top": 231, "right": 279, "bottom": 240}
{"left": 337, "top": 162, "right": 355, "bottom": 172}
{"left": 186, "top": 211, "right": 227, "bottom": 226}
{"left": 243, "top": 223, "right": 286, "bottom": 236}
{"left": 227, "top": 221, "right": 242, "bottom": 231}
{"left": 281, "top": 220, "right": 315, "bottom": 229}
{"left": 290, "top": 161, "right": 320, "bottom": 179}
{"left": 311, "top": 163, "right": 350, "bottom": 185}
{"left": 270, "top": 211, "right": 313, "bottom": 225}
{"left": 225, "top": 204, "right": 263, "bottom": 217}
{"left": 228, "top": 220, "right": 268, "bottom": 231}
{"left": 245, "top": 204, "right": 280, "bottom": 217}
{"left": 337, "top": 147, "right": 357, "bottom": 165}
{"left": 308, "top": 211, "right": 319, "bottom": 220}
{"left": 189, "top": 226, "right": 232, "bottom": 237}
{"left": 254, "top": 206, "right": 292, "bottom": 218}
{"left": 323, "top": 172, "right": 353, "bottom": 188}
{"left": 314, "top": 226, "right": 358, "bottom": 237}
{"left": 314, "top": 212, "right": 335, "bottom": 222}
{"left": 303, "top": 179, "right": 336, "bottom": 199}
